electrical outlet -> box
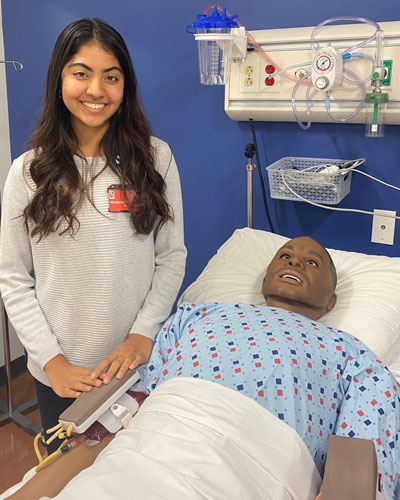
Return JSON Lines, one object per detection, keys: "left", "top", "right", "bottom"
{"left": 371, "top": 209, "right": 396, "bottom": 245}
{"left": 259, "top": 57, "right": 281, "bottom": 93}
{"left": 239, "top": 60, "right": 260, "bottom": 93}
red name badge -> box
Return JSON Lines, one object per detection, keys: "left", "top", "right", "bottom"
{"left": 107, "top": 184, "right": 137, "bottom": 212}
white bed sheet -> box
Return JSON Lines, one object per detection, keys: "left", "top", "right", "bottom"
{"left": 32, "top": 378, "right": 320, "bottom": 500}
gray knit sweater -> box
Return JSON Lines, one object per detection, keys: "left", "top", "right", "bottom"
{"left": 0, "top": 137, "right": 186, "bottom": 386}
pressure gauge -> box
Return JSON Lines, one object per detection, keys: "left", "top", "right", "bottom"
{"left": 313, "top": 52, "right": 334, "bottom": 74}
{"left": 311, "top": 46, "right": 343, "bottom": 92}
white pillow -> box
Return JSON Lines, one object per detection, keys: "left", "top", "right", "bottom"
{"left": 180, "top": 228, "right": 400, "bottom": 381}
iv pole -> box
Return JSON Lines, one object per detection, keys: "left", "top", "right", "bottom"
{"left": 245, "top": 144, "right": 256, "bottom": 228}
{"left": 0, "top": 302, "right": 41, "bottom": 434}
{"left": 0, "top": 190, "right": 41, "bottom": 434}
{"left": 0, "top": 58, "right": 41, "bottom": 434}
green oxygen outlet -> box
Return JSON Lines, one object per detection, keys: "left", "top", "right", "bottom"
{"left": 371, "top": 60, "right": 393, "bottom": 87}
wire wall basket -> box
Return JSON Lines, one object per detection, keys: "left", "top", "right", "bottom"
{"left": 266, "top": 157, "right": 353, "bottom": 205}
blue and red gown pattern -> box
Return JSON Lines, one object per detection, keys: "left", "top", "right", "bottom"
{"left": 137, "top": 302, "right": 400, "bottom": 499}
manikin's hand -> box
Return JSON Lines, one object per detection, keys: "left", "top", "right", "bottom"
{"left": 91, "top": 333, "right": 153, "bottom": 384}
{"left": 44, "top": 354, "right": 103, "bottom": 398}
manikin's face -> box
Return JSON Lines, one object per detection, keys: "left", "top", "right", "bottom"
{"left": 61, "top": 40, "right": 124, "bottom": 141}
{"left": 262, "top": 237, "right": 336, "bottom": 319}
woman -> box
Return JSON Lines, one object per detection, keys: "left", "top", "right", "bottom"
{"left": 0, "top": 18, "right": 186, "bottom": 452}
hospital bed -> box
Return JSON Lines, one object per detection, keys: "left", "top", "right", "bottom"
{"left": 1, "top": 228, "right": 399, "bottom": 500}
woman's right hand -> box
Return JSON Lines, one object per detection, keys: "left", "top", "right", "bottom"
{"left": 44, "top": 354, "right": 103, "bottom": 398}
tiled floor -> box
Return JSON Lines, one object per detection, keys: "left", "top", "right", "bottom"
{"left": 0, "top": 372, "right": 44, "bottom": 495}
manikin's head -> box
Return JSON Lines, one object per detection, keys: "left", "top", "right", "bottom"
{"left": 262, "top": 236, "right": 337, "bottom": 320}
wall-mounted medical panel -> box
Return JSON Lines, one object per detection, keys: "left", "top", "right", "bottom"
{"left": 225, "top": 21, "right": 400, "bottom": 123}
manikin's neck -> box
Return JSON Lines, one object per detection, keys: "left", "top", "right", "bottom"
{"left": 265, "top": 296, "right": 325, "bottom": 321}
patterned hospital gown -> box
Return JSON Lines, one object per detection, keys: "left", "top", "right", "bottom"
{"left": 137, "top": 302, "right": 400, "bottom": 499}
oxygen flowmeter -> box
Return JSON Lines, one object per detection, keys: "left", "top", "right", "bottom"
{"left": 365, "top": 30, "right": 389, "bottom": 138}
{"left": 311, "top": 46, "right": 343, "bottom": 91}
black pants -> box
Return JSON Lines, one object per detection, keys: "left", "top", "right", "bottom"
{"left": 34, "top": 378, "right": 74, "bottom": 455}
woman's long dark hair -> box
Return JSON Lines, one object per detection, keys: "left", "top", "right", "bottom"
{"left": 24, "top": 18, "right": 172, "bottom": 240}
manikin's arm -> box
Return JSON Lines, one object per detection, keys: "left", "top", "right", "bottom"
{"left": 318, "top": 435, "right": 378, "bottom": 500}
{"left": 6, "top": 434, "right": 114, "bottom": 500}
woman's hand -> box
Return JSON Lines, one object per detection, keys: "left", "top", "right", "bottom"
{"left": 91, "top": 334, "right": 153, "bottom": 384}
{"left": 44, "top": 354, "right": 103, "bottom": 398}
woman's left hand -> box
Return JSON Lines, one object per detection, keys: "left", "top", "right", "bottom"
{"left": 91, "top": 334, "right": 153, "bottom": 384}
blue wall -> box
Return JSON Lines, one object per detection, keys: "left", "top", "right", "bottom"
{"left": 2, "top": 0, "right": 400, "bottom": 294}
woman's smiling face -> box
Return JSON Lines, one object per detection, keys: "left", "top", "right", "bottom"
{"left": 262, "top": 236, "right": 337, "bottom": 319}
{"left": 61, "top": 39, "right": 124, "bottom": 141}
